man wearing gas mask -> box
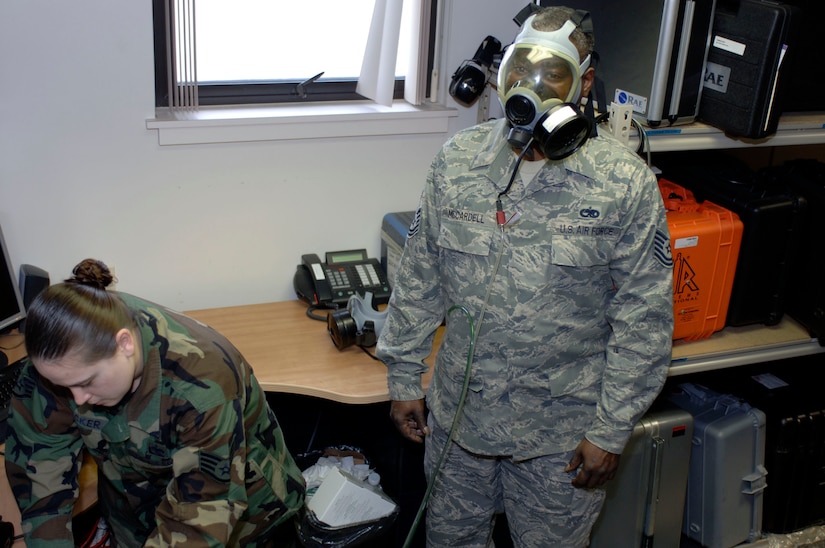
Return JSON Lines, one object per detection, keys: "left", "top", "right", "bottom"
{"left": 377, "top": 6, "right": 673, "bottom": 547}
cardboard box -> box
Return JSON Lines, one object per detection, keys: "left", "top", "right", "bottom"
{"left": 306, "top": 467, "right": 397, "bottom": 528}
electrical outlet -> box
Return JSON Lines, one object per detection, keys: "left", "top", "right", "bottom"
{"left": 109, "top": 264, "right": 117, "bottom": 290}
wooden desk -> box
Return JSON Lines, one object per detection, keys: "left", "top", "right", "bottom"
{"left": 186, "top": 300, "right": 437, "bottom": 404}
{"left": 0, "top": 332, "right": 25, "bottom": 368}
{"left": 2, "top": 300, "right": 820, "bottom": 408}
{"left": 186, "top": 300, "right": 825, "bottom": 401}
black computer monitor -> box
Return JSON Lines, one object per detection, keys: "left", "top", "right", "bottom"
{"left": 0, "top": 224, "right": 26, "bottom": 334}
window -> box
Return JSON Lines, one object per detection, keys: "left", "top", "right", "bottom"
{"left": 152, "top": 0, "right": 438, "bottom": 108}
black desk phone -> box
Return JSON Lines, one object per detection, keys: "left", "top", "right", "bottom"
{"left": 294, "top": 249, "right": 391, "bottom": 308}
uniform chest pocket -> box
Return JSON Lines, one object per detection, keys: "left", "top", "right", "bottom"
{"left": 437, "top": 219, "right": 494, "bottom": 256}
{"left": 104, "top": 430, "right": 173, "bottom": 479}
{"left": 550, "top": 233, "right": 616, "bottom": 267}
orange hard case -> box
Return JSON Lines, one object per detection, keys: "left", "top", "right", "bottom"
{"left": 658, "top": 179, "right": 744, "bottom": 340}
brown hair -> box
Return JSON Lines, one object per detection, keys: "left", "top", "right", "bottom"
{"left": 25, "top": 258, "right": 136, "bottom": 363}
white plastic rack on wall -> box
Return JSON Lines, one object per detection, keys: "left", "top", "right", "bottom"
{"left": 647, "top": 112, "right": 825, "bottom": 377}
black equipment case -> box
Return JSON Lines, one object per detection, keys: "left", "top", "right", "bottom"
{"left": 772, "top": 0, "right": 825, "bottom": 113}
{"left": 698, "top": 0, "right": 800, "bottom": 138}
{"left": 758, "top": 159, "right": 825, "bottom": 344}
{"left": 570, "top": 0, "right": 717, "bottom": 127}
{"left": 589, "top": 404, "right": 694, "bottom": 547}
{"left": 655, "top": 150, "right": 807, "bottom": 327}
{"left": 702, "top": 355, "right": 825, "bottom": 534}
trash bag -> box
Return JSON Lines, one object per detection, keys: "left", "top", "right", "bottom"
{"left": 295, "top": 445, "right": 399, "bottom": 548}
{"left": 295, "top": 506, "right": 400, "bottom": 548}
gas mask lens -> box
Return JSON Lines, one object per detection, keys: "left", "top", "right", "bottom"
{"left": 499, "top": 45, "right": 579, "bottom": 109}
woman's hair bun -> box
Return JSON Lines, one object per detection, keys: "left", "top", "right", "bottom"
{"left": 67, "top": 258, "right": 115, "bottom": 290}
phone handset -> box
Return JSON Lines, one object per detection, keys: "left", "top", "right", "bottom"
{"left": 300, "top": 253, "right": 333, "bottom": 305}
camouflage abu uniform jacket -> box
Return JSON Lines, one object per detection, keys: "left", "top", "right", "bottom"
{"left": 377, "top": 118, "right": 674, "bottom": 460}
{"left": 5, "top": 293, "right": 305, "bottom": 547}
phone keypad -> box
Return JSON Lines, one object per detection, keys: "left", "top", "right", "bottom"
{"left": 325, "top": 267, "right": 351, "bottom": 290}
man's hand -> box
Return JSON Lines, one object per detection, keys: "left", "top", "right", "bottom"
{"left": 389, "top": 399, "right": 429, "bottom": 443}
{"left": 565, "top": 438, "right": 620, "bottom": 489}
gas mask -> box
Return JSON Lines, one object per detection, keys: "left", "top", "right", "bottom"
{"left": 498, "top": 16, "right": 593, "bottom": 160}
{"left": 327, "top": 292, "right": 388, "bottom": 350}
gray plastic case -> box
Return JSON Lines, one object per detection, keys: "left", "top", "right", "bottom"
{"left": 590, "top": 404, "right": 694, "bottom": 548}
{"left": 669, "top": 383, "right": 767, "bottom": 548}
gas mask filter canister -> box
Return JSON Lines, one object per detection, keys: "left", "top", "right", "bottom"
{"left": 498, "top": 16, "right": 593, "bottom": 160}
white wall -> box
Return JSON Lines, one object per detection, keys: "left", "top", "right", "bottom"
{"left": 0, "top": 0, "right": 524, "bottom": 310}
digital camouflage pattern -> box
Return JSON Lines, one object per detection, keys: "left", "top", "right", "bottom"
{"left": 5, "top": 293, "right": 305, "bottom": 547}
{"left": 377, "top": 118, "right": 674, "bottom": 460}
{"left": 423, "top": 415, "right": 605, "bottom": 547}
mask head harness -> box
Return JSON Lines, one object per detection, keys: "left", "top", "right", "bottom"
{"left": 498, "top": 9, "right": 594, "bottom": 160}
{"left": 327, "top": 292, "right": 387, "bottom": 350}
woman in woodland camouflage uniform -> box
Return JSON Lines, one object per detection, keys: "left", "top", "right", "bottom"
{"left": 6, "top": 258, "right": 305, "bottom": 547}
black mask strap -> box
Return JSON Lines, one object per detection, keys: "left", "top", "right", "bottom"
{"left": 513, "top": 4, "right": 539, "bottom": 27}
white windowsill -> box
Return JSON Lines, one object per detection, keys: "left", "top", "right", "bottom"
{"left": 146, "top": 100, "right": 458, "bottom": 146}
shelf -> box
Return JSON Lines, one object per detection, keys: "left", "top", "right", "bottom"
{"left": 669, "top": 317, "right": 824, "bottom": 376}
{"left": 632, "top": 112, "right": 825, "bottom": 152}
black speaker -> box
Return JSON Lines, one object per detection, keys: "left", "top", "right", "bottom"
{"left": 18, "top": 264, "right": 49, "bottom": 329}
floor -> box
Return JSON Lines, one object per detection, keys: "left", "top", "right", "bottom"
{"left": 679, "top": 526, "right": 825, "bottom": 548}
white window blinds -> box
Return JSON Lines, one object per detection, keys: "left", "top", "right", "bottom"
{"left": 165, "top": 0, "right": 198, "bottom": 110}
